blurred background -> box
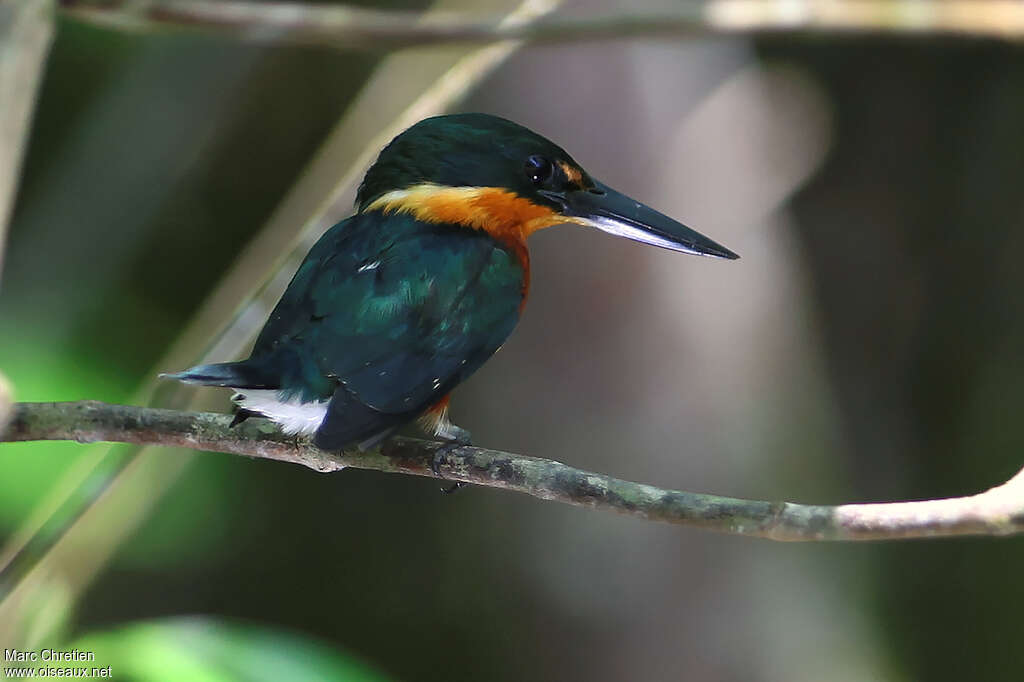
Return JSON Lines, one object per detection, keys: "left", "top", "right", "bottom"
{"left": 2, "top": 0, "right": 1024, "bottom": 680}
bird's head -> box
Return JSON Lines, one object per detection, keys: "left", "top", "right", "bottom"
{"left": 357, "top": 113, "right": 738, "bottom": 260}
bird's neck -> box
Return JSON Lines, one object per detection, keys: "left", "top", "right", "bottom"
{"left": 363, "top": 183, "right": 568, "bottom": 253}
{"left": 364, "top": 183, "right": 576, "bottom": 311}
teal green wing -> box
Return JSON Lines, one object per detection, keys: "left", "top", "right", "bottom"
{"left": 251, "top": 212, "right": 524, "bottom": 448}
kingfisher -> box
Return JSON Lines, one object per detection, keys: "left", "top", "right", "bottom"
{"left": 165, "top": 114, "right": 738, "bottom": 452}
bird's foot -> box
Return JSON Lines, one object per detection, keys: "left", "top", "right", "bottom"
{"left": 430, "top": 429, "right": 471, "bottom": 495}
{"left": 229, "top": 408, "right": 257, "bottom": 429}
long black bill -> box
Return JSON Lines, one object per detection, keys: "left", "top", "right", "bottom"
{"left": 549, "top": 180, "right": 739, "bottom": 260}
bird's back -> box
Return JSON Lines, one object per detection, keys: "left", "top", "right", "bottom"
{"left": 247, "top": 211, "right": 526, "bottom": 447}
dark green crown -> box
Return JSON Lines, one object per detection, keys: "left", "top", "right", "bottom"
{"left": 356, "top": 113, "right": 589, "bottom": 210}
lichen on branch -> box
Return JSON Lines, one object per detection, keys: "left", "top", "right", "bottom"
{"left": 4, "top": 400, "right": 1024, "bottom": 542}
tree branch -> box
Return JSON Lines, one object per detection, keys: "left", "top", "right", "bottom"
{"left": 4, "top": 400, "right": 1024, "bottom": 541}
{"left": 0, "top": 0, "right": 558, "bottom": 631}
{"left": 58, "top": 0, "right": 1024, "bottom": 48}
{"left": 0, "top": 0, "right": 54, "bottom": 279}
{"left": 0, "top": 0, "right": 54, "bottom": 455}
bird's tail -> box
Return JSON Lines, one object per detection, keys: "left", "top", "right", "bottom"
{"left": 160, "top": 360, "right": 278, "bottom": 389}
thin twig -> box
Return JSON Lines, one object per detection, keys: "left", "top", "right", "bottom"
{"left": 59, "top": 0, "right": 1024, "bottom": 48}
{"left": 0, "top": 0, "right": 559, "bottom": 636}
{"left": 5, "top": 401, "right": 1024, "bottom": 542}
{"left": 0, "top": 0, "right": 55, "bottom": 280}
{"left": 0, "top": 0, "right": 54, "bottom": 543}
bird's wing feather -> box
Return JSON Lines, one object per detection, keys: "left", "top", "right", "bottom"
{"left": 251, "top": 213, "right": 523, "bottom": 445}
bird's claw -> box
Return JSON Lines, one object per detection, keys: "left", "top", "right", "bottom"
{"left": 229, "top": 408, "right": 256, "bottom": 429}
{"left": 431, "top": 437, "right": 469, "bottom": 494}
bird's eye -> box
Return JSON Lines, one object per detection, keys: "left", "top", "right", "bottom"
{"left": 525, "top": 155, "right": 554, "bottom": 186}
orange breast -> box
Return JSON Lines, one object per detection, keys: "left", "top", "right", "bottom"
{"left": 365, "top": 184, "right": 575, "bottom": 307}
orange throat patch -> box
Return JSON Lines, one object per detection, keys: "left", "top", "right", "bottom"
{"left": 364, "top": 184, "right": 577, "bottom": 305}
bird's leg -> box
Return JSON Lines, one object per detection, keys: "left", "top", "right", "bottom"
{"left": 421, "top": 396, "right": 470, "bottom": 494}
{"left": 228, "top": 398, "right": 257, "bottom": 429}
{"left": 431, "top": 423, "right": 472, "bottom": 492}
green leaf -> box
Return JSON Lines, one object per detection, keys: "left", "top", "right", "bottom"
{"left": 0, "top": 331, "right": 130, "bottom": 524}
{"left": 72, "top": 617, "right": 390, "bottom": 682}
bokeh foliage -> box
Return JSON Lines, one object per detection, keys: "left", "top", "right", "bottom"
{"left": 3, "top": 7, "right": 1024, "bottom": 682}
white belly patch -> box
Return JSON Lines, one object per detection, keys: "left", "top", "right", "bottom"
{"left": 233, "top": 389, "right": 329, "bottom": 436}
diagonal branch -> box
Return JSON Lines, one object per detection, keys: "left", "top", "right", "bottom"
{"left": 0, "top": 0, "right": 55, "bottom": 494}
{"left": 5, "top": 400, "right": 1024, "bottom": 542}
{"left": 0, "top": 0, "right": 560, "bottom": 641}
{"left": 59, "top": 0, "right": 1024, "bottom": 48}
{"left": 0, "top": 0, "right": 54, "bottom": 265}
